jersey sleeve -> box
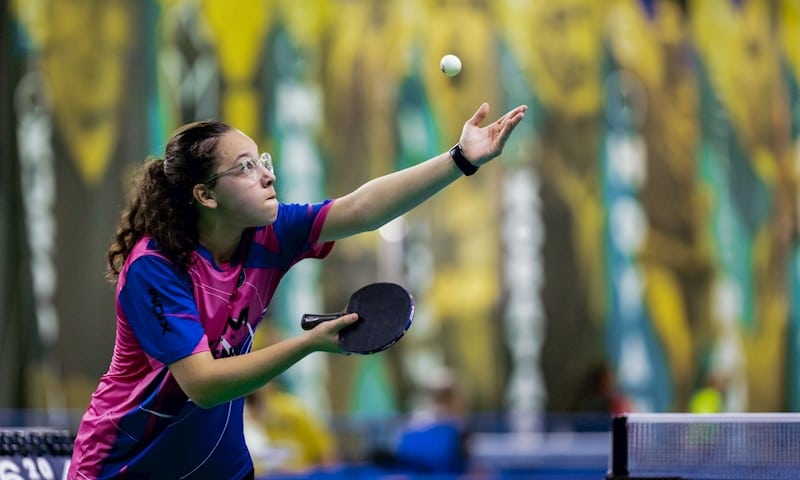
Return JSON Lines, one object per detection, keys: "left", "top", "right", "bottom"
{"left": 272, "top": 200, "right": 335, "bottom": 267}
{"left": 118, "top": 255, "right": 206, "bottom": 365}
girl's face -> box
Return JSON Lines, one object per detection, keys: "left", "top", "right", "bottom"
{"left": 207, "top": 129, "right": 279, "bottom": 227}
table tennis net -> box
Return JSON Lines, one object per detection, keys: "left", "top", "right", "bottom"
{"left": 608, "top": 413, "right": 800, "bottom": 480}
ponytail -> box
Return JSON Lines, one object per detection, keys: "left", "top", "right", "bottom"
{"left": 106, "top": 158, "right": 198, "bottom": 281}
{"left": 106, "top": 120, "right": 231, "bottom": 283}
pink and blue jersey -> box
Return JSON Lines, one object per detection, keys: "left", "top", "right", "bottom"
{"left": 69, "top": 201, "right": 334, "bottom": 479}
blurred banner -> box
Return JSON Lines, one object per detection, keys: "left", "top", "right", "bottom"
{"left": 1, "top": 0, "right": 40, "bottom": 410}
{"left": 3, "top": 0, "right": 800, "bottom": 424}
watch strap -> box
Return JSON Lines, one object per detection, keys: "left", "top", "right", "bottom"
{"left": 449, "top": 144, "right": 478, "bottom": 176}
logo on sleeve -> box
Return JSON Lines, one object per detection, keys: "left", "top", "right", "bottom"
{"left": 148, "top": 287, "right": 173, "bottom": 335}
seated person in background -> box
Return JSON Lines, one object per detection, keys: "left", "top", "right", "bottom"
{"left": 244, "top": 379, "right": 338, "bottom": 476}
{"left": 390, "top": 368, "right": 471, "bottom": 474}
{"left": 571, "top": 362, "right": 633, "bottom": 416}
{"left": 689, "top": 371, "right": 727, "bottom": 414}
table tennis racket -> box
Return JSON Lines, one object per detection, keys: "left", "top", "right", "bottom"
{"left": 301, "top": 282, "right": 415, "bottom": 354}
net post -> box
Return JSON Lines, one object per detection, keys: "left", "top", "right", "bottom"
{"left": 607, "top": 414, "right": 628, "bottom": 479}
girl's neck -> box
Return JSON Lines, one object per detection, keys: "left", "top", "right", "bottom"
{"left": 198, "top": 227, "right": 246, "bottom": 266}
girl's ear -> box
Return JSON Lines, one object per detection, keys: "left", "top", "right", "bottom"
{"left": 193, "top": 184, "right": 217, "bottom": 207}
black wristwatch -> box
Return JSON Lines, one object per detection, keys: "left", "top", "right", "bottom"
{"left": 449, "top": 144, "right": 478, "bottom": 176}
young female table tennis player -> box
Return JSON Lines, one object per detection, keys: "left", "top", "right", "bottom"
{"left": 68, "top": 102, "right": 526, "bottom": 479}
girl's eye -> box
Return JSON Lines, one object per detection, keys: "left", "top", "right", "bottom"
{"left": 240, "top": 159, "right": 257, "bottom": 171}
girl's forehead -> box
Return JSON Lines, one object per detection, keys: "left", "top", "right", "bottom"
{"left": 216, "top": 129, "right": 257, "bottom": 159}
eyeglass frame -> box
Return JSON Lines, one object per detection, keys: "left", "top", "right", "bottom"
{"left": 203, "top": 152, "right": 274, "bottom": 184}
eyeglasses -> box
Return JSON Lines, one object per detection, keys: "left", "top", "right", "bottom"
{"left": 204, "top": 152, "right": 273, "bottom": 184}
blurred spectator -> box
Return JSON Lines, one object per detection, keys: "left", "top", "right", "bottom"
{"left": 373, "top": 367, "right": 471, "bottom": 475}
{"left": 243, "top": 380, "right": 338, "bottom": 476}
{"left": 571, "top": 362, "right": 633, "bottom": 415}
{"left": 689, "top": 373, "right": 726, "bottom": 414}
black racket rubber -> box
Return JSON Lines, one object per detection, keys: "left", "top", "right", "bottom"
{"left": 301, "top": 282, "right": 414, "bottom": 354}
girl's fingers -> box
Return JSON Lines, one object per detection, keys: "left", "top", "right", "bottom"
{"left": 467, "top": 102, "right": 490, "bottom": 127}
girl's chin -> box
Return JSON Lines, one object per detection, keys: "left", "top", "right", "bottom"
{"left": 246, "top": 207, "right": 278, "bottom": 227}
{"left": 263, "top": 204, "right": 279, "bottom": 223}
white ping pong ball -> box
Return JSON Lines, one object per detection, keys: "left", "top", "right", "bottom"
{"left": 440, "top": 54, "right": 462, "bottom": 77}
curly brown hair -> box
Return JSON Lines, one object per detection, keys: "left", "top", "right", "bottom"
{"left": 106, "top": 120, "right": 232, "bottom": 282}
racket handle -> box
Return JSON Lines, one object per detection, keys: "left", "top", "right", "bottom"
{"left": 301, "top": 313, "right": 343, "bottom": 330}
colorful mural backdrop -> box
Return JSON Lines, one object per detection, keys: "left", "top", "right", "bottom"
{"left": 3, "top": 0, "right": 800, "bottom": 425}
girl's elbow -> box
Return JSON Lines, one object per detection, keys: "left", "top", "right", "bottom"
{"left": 187, "top": 389, "right": 225, "bottom": 409}
{"left": 175, "top": 376, "right": 225, "bottom": 408}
